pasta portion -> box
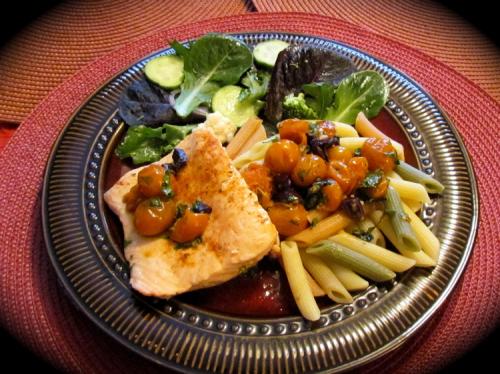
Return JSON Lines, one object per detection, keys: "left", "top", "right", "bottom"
{"left": 232, "top": 113, "right": 444, "bottom": 321}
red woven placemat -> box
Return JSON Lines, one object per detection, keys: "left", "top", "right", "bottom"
{"left": 0, "top": 0, "right": 252, "bottom": 124}
{"left": 0, "top": 12, "right": 498, "bottom": 373}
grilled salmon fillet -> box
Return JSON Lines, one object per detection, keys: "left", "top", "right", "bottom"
{"left": 104, "top": 129, "right": 278, "bottom": 298}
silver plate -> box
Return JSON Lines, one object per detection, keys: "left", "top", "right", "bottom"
{"left": 43, "top": 33, "right": 478, "bottom": 372}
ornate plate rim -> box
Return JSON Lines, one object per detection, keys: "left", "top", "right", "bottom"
{"left": 42, "top": 32, "right": 479, "bottom": 373}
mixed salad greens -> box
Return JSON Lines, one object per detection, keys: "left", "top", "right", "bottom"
{"left": 116, "top": 33, "right": 389, "bottom": 165}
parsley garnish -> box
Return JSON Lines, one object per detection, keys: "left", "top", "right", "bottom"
{"left": 353, "top": 148, "right": 362, "bottom": 157}
{"left": 352, "top": 227, "right": 375, "bottom": 242}
{"left": 149, "top": 197, "right": 162, "bottom": 208}
{"left": 174, "top": 237, "right": 202, "bottom": 249}
{"left": 361, "top": 170, "right": 384, "bottom": 188}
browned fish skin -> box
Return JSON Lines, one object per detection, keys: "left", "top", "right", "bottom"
{"left": 104, "top": 129, "right": 278, "bottom": 298}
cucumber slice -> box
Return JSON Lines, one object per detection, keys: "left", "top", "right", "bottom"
{"left": 253, "top": 40, "right": 289, "bottom": 68}
{"left": 212, "top": 85, "right": 261, "bottom": 127}
{"left": 144, "top": 55, "right": 184, "bottom": 89}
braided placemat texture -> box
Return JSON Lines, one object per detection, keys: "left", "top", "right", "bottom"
{"left": 253, "top": 0, "right": 500, "bottom": 102}
{"left": 0, "top": 0, "right": 253, "bottom": 124}
{"left": 0, "top": 12, "right": 499, "bottom": 373}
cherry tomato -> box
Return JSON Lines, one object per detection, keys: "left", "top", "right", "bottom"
{"left": 361, "top": 138, "right": 397, "bottom": 172}
{"left": 240, "top": 163, "right": 273, "bottom": 208}
{"left": 347, "top": 156, "right": 369, "bottom": 188}
{"left": 365, "top": 176, "right": 389, "bottom": 199}
{"left": 134, "top": 197, "right": 176, "bottom": 236}
{"left": 137, "top": 164, "right": 165, "bottom": 197}
{"left": 327, "top": 145, "right": 353, "bottom": 163}
{"left": 267, "top": 203, "right": 309, "bottom": 237}
{"left": 291, "top": 154, "right": 328, "bottom": 187}
{"left": 317, "top": 120, "right": 336, "bottom": 138}
{"left": 320, "top": 181, "right": 343, "bottom": 212}
{"left": 265, "top": 140, "right": 301, "bottom": 174}
{"left": 169, "top": 209, "right": 210, "bottom": 243}
{"left": 328, "top": 161, "right": 356, "bottom": 194}
{"left": 278, "top": 119, "right": 310, "bottom": 145}
{"left": 123, "top": 184, "right": 144, "bottom": 212}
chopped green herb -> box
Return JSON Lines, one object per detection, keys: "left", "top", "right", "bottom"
{"left": 385, "top": 151, "right": 399, "bottom": 164}
{"left": 124, "top": 239, "right": 132, "bottom": 247}
{"left": 175, "top": 237, "right": 202, "bottom": 249}
{"left": 352, "top": 227, "right": 375, "bottom": 242}
{"left": 149, "top": 197, "right": 163, "bottom": 208}
{"left": 353, "top": 148, "right": 362, "bottom": 157}
{"left": 176, "top": 203, "right": 188, "bottom": 218}
{"left": 161, "top": 171, "right": 175, "bottom": 199}
{"left": 361, "top": 170, "right": 384, "bottom": 188}
{"left": 311, "top": 217, "right": 320, "bottom": 227}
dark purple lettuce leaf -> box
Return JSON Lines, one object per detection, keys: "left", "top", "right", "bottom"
{"left": 118, "top": 78, "right": 205, "bottom": 126}
{"left": 265, "top": 46, "right": 356, "bottom": 122}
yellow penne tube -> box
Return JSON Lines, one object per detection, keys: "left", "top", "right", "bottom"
{"left": 333, "top": 122, "right": 359, "bottom": 137}
{"left": 288, "top": 212, "right": 352, "bottom": 248}
{"left": 402, "top": 203, "right": 440, "bottom": 261}
{"left": 354, "top": 112, "right": 405, "bottom": 154}
{"left": 402, "top": 199, "right": 422, "bottom": 213}
{"left": 339, "top": 137, "right": 405, "bottom": 161}
{"left": 387, "top": 177, "right": 431, "bottom": 204}
{"left": 370, "top": 211, "right": 436, "bottom": 267}
{"left": 300, "top": 251, "right": 353, "bottom": 304}
{"left": 330, "top": 231, "right": 416, "bottom": 272}
{"left": 235, "top": 123, "right": 267, "bottom": 157}
{"left": 305, "top": 269, "right": 326, "bottom": 297}
{"left": 281, "top": 241, "right": 320, "bottom": 321}
{"left": 226, "top": 117, "right": 262, "bottom": 159}
{"left": 386, "top": 170, "right": 402, "bottom": 180}
{"left": 328, "top": 263, "right": 369, "bottom": 291}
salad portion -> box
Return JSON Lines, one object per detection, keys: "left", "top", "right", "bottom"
{"left": 107, "top": 33, "right": 444, "bottom": 321}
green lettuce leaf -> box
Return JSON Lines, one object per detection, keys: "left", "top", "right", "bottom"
{"left": 174, "top": 34, "right": 253, "bottom": 117}
{"left": 115, "top": 124, "right": 196, "bottom": 165}
{"left": 325, "top": 71, "right": 389, "bottom": 124}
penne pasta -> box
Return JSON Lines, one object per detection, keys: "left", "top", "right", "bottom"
{"left": 288, "top": 212, "right": 352, "bottom": 248}
{"left": 330, "top": 231, "right": 416, "bottom": 272}
{"left": 328, "top": 262, "right": 369, "bottom": 291}
{"left": 306, "top": 240, "right": 396, "bottom": 282}
{"left": 235, "top": 123, "right": 267, "bottom": 157}
{"left": 232, "top": 135, "right": 277, "bottom": 170}
{"left": 226, "top": 117, "right": 262, "bottom": 159}
{"left": 401, "top": 203, "right": 440, "bottom": 261}
{"left": 300, "top": 251, "right": 353, "bottom": 303}
{"left": 305, "top": 269, "right": 326, "bottom": 297}
{"left": 396, "top": 161, "right": 445, "bottom": 194}
{"left": 370, "top": 210, "right": 436, "bottom": 267}
{"left": 387, "top": 177, "right": 431, "bottom": 204}
{"left": 281, "top": 241, "right": 321, "bottom": 321}
{"left": 385, "top": 186, "right": 421, "bottom": 251}
{"left": 339, "top": 137, "right": 405, "bottom": 162}
{"left": 332, "top": 122, "right": 359, "bottom": 137}
{"left": 402, "top": 199, "right": 422, "bottom": 213}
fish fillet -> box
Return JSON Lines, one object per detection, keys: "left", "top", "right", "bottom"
{"left": 104, "top": 129, "right": 277, "bottom": 298}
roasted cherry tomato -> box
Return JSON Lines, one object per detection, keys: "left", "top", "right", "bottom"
{"left": 134, "top": 197, "right": 176, "bottom": 236}
{"left": 123, "top": 184, "right": 144, "bottom": 212}
{"left": 278, "top": 119, "right": 310, "bottom": 145}
{"left": 327, "top": 145, "right": 352, "bottom": 163}
{"left": 169, "top": 209, "right": 210, "bottom": 243}
{"left": 347, "top": 156, "right": 369, "bottom": 188}
{"left": 328, "top": 161, "right": 356, "bottom": 194}
{"left": 291, "top": 154, "right": 328, "bottom": 187}
{"left": 320, "top": 181, "right": 343, "bottom": 212}
{"left": 137, "top": 164, "right": 165, "bottom": 197}
{"left": 267, "top": 203, "right": 308, "bottom": 237}
{"left": 240, "top": 163, "right": 273, "bottom": 208}
{"left": 316, "top": 120, "right": 336, "bottom": 138}
{"left": 265, "top": 140, "right": 301, "bottom": 174}
{"left": 361, "top": 138, "right": 397, "bottom": 172}
{"left": 365, "top": 176, "right": 389, "bottom": 199}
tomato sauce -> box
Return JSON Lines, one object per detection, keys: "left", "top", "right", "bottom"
{"left": 104, "top": 109, "right": 414, "bottom": 316}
